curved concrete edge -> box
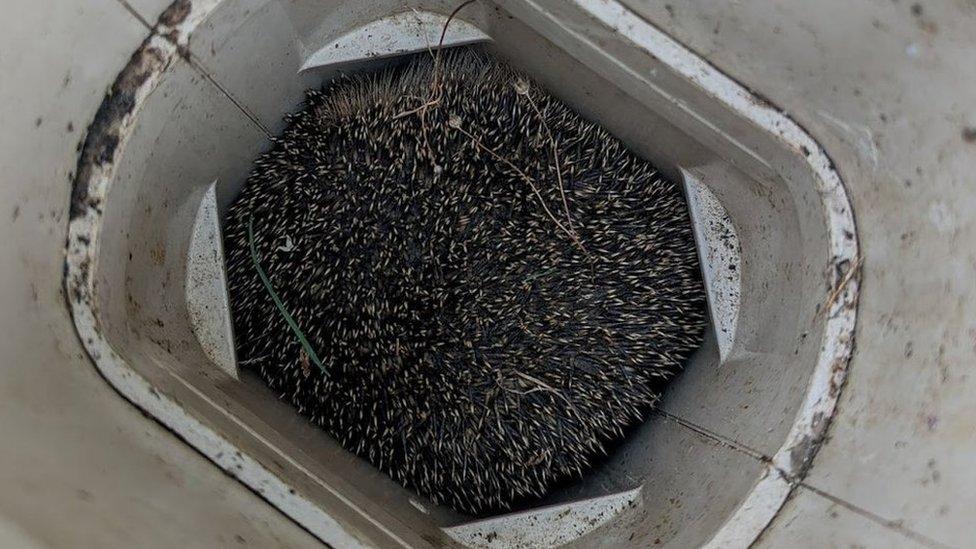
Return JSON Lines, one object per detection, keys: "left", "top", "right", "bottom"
{"left": 300, "top": 9, "right": 491, "bottom": 73}
{"left": 702, "top": 467, "right": 792, "bottom": 549}
{"left": 444, "top": 487, "right": 643, "bottom": 548}
{"left": 63, "top": 1, "right": 859, "bottom": 548}
{"left": 567, "top": 1, "right": 860, "bottom": 546}
{"left": 185, "top": 180, "right": 239, "bottom": 380}
{"left": 681, "top": 169, "right": 742, "bottom": 364}
{"left": 64, "top": 2, "right": 371, "bottom": 548}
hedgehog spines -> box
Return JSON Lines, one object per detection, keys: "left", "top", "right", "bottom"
{"left": 224, "top": 48, "right": 706, "bottom": 514}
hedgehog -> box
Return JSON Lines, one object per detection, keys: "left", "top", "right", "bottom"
{"left": 222, "top": 48, "right": 707, "bottom": 515}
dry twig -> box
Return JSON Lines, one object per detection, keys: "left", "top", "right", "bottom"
{"left": 396, "top": 0, "right": 586, "bottom": 253}
{"left": 819, "top": 254, "right": 862, "bottom": 318}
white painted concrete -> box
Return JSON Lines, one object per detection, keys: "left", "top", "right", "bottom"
{"left": 756, "top": 488, "right": 925, "bottom": 549}
{"left": 301, "top": 10, "right": 490, "bottom": 73}
{"left": 186, "top": 181, "right": 239, "bottom": 379}
{"left": 444, "top": 488, "right": 642, "bottom": 547}
{"left": 682, "top": 169, "right": 741, "bottom": 363}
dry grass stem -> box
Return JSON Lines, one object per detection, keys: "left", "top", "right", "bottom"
{"left": 448, "top": 115, "right": 587, "bottom": 252}
{"left": 820, "top": 254, "right": 862, "bottom": 318}
{"left": 514, "top": 79, "right": 577, "bottom": 238}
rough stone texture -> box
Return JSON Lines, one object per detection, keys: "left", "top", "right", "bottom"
{"left": 623, "top": 1, "right": 976, "bottom": 546}
{"left": 0, "top": 1, "right": 318, "bottom": 547}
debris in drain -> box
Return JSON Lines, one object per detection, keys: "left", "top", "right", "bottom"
{"left": 223, "top": 48, "right": 706, "bottom": 515}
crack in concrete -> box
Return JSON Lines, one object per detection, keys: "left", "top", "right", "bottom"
{"left": 655, "top": 409, "right": 952, "bottom": 549}
{"left": 113, "top": 0, "right": 272, "bottom": 138}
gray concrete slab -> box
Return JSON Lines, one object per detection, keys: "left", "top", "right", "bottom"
{"left": 756, "top": 488, "right": 924, "bottom": 549}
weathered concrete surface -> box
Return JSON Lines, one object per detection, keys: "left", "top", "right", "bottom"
{"left": 125, "top": 0, "right": 176, "bottom": 24}
{"left": 0, "top": 1, "right": 319, "bottom": 547}
{"left": 623, "top": 1, "right": 976, "bottom": 547}
{"left": 755, "top": 488, "right": 924, "bottom": 549}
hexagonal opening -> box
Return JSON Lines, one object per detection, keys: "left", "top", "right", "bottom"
{"left": 66, "top": 1, "right": 857, "bottom": 547}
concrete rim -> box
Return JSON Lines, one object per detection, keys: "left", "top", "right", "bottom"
{"left": 63, "top": 0, "right": 859, "bottom": 546}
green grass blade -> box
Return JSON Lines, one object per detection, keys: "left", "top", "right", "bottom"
{"left": 247, "top": 216, "right": 327, "bottom": 376}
